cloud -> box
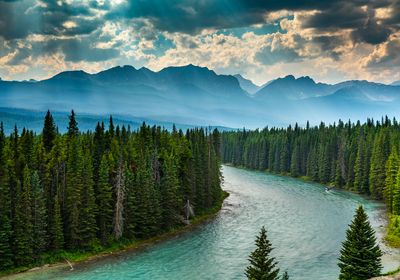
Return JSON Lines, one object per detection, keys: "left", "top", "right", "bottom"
{"left": 1, "top": 0, "right": 400, "bottom": 84}
{"left": 364, "top": 36, "right": 400, "bottom": 68}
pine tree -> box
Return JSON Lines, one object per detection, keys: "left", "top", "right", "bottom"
{"left": 78, "top": 152, "right": 98, "bottom": 248}
{"left": 338, "top": 205, "right": 382, "bottom": 279}
{"left": 384, "top": 149, "right": 399, "bottom": 213}
{"left": 0, "top": 145, "right": 14, "bottom": 270}
{"left": 96, "top": 154, "right": 113, "bottom": 245}
{"left": 123, "top": 167, "right": 137, "bottom": 239}
{"left": 160, "top": 157, "right": 181, "bottom": 229}
{"left": 13, "top": 167, "right": 33, "bottom": 266}
{"left": 369, "top": 131, "right": 390, "bottom": 199}
{"left": 393, "top": 168, "right": 400, "bottom": 215}
{"left": 31, "top": 171, "right": 47, "bottom": 259}
{"left": 67, "top": 110, "right": 79, "bottom": 137}
{"left": 65, "top": 137, "right": 83, "bottom": 248}
{"left": 245, "top": 226, "right": 280, "bottom": 280}
{"left": 50, "top": 195, "right": 64, "bottom": 250}
{"left": 42, "top": 110, "right": 56, "bottom": 153}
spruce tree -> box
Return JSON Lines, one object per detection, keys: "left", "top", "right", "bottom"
{"left": 393, "top": 168, "right": 400, "bottom": 215}
{"left": 384, "top": 149, "right": 399, "bottom": 213}
{"left": 50, "top": 195, "right": 64, "bottom": 251}
{"left": 338, "top": 205, "right": 382, "bottom": 280}
{"left": 13, "top": 167, "right": 33, "bottom": 266}
{"left": 67, "top": 110, "right": 79, "bottom": 137}
{"left": 96, "top": 154, "right": 113, "bottom": 245}
{"left": 245, "top": 226, "right": 280, "bottom": 280}
{"left": 42, "top": 110, "right": 56, "bottom": 153}
{"left": 65, "top": 137, "right": 83, "bottom": 248}
{"left": 160, "top": 157, "right": 181, "bottom": 229}
{"left": 0, "top": 146, "right": 14, "bottom": 270}
{"left": 78, "top": 152, "right": 98, "bottom": 248}
{"left": 31, "top": 171, "right": 47, "bottom": 260}
{"left": 369, "top": 131, "right": 390, "bottom": 199}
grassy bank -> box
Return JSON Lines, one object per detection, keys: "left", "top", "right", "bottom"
{"left": 0, "top": 191, "right": 229, "bottom": 279}
{"left": 385, "top": 215, "right": 400, "bottom": 248}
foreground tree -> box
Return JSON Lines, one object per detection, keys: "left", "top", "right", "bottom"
{"left": 338, "top": 205, "right": 382, "bottom": 280}
{"left": 245, "top": 226, "right": 280, "bottom": 280}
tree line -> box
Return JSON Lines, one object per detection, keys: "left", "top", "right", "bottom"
{"left": 0, "top": 110, "right": 223, "bottom": 271}
{"left": 222, "top": 117, "right": 400, "bottom": 215}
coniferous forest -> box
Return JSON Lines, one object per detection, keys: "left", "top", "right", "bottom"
{"left": 221, "top": 117, "right": 400, "bottom": 246}
{"left": 0, "top": 110, "right": 223, "bottom": 271}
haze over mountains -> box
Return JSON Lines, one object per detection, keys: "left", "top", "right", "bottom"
{"left": 1, "top": 64, "right": 400, "bottom": 129}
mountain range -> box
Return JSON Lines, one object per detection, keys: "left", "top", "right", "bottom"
{"left": 1, "top": 64, "right": 400, "bottom": 128}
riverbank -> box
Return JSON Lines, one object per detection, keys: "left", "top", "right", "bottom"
{"left": 0, "top": 191, "right": 229, "bottom": 280}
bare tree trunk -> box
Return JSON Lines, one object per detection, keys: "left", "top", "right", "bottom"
{"left": 113, "top": 157, "right": 125, "bottom": 240}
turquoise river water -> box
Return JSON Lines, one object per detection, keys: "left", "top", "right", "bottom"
{"left": 15, "top": 166, "right": 400, "bottom": 280}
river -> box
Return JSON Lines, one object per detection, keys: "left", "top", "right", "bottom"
{"left": 17, "top": 165, "right": 400, "bottom": 280}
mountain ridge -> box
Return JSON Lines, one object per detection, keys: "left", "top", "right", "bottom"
{"left": 1, "top": 64, "right": 400, "bottom": 128}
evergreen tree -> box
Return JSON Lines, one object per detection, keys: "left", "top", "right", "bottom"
{"left": 65, "top": 138, "right": 83, "bottom": 248}
{"left": 0, "top": 146, "right": 14, "bottom": 270}
{"left": 245, "top": 226, "right": 280, "bottom": 280}
{"left": 338, "top": 205, "right": 382, "bottom": 280}
{"left": 393, "top": 168, "right": 400, "bottom": 215}
{"left": 123, "top": 167, "right": 137, "bottom": 239}
{"left": 13, "top": 167, "right": 33, "bottom": 266}
{"left": 31, "top": 171, "right": 47, "bottom": 259}
{"left": 384, "top": 149, "right": 399, "bottom": 213}
{"left": 78, "top": 152, "right": 98, "bottom": 248}
{"left": 42, "top": 110, "right": 56, "bottom": 153}
{"left": 96, "top": 154, "right": 113, "bottom": 244}
{"left": 67, "top": 110, "right": 79, "bottom": 137}
{"left": 369, "top": 131, "right": 390, "bottom": 199}
{"left": 50, "top": 195, "right": 64, "bottom": 250}
{"left": 160, "top": 157, "right": 181, "bottom": 229}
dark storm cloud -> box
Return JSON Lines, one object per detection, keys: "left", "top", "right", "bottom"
{"left": 1, "top": 0, "right": 400, "bottom": 70}
{"left": 313, "top": 35, "right": 346, "bottom": 60}
{"left": 0, "top": 0, "right": 99, "bottom": 40}
{"left": 107, "top": 0, "right": 399, "bottom": 46}
{"left": 1, "top": 0, "right": 399, "bottom": 43}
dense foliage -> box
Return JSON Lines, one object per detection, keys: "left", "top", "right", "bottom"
{"left": 222, "top": 118, "right": 400, "bottom": 243}
{"left": 0, "top": 110, "right": 222, "bottom": 271}
{"left": 338, "top": 205, "right": 382, "bottom": 279}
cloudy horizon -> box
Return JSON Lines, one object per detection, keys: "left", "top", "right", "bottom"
{"left": 1, "top": 0, "right": 400, "bottom": 85}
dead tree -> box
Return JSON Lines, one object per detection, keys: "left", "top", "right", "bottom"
{"left": 113, "top": 157, "right": 125, "bottom": 240}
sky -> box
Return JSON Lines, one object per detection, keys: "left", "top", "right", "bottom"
{"left": 0, "top": 0, "right": 399, "bottom": 85}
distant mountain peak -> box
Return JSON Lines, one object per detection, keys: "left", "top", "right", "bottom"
{"left": 51, "top": 70, "right": 90, "bottom": 80}
{"left": 233, "top": 74, "right": 260, "bottom": 95}
{"left": 391, "top": 80, "right": 400, "bottom": 86}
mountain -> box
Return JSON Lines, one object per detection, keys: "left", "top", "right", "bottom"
{"left": 234, "top": 74, "right": 260, "bottom": 94}
{"left": 0, "top": 64, "right": 262, "bottom": 128}
{"left": 1, "top": 65, "right": 400, "bottom": 128}
{"left": 255, "top": 75, "right": 332, "bottom": 100}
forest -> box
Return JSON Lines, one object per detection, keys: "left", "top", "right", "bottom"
{"left": 0, "top": 110, "right": 223, "bottom": 272}
{"left": 221, "top": 117, "right": 400, "bottom": 246}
